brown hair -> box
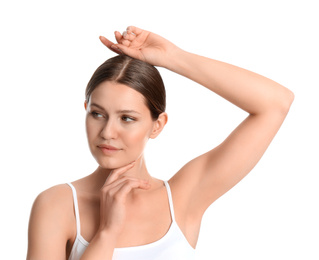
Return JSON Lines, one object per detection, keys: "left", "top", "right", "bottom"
{"left": 85, "top": 55, "right": 166, "bottom": 120}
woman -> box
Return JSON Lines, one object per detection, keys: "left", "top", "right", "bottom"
{"left": 27, "top": 26, "right": 294, "bottom": 260}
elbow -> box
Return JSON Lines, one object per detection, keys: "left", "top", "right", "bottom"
{"left": 263, "top": 87, "right": 294, "bottom": 117}
{"left": 280, "top": 88, "right": 294, "bottom": 114}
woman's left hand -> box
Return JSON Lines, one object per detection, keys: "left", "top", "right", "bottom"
{"left": 99, "top": 26, "right": 179, "bottom": 67}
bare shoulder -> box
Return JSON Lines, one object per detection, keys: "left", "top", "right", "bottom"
{"left": 36, "top": 183, "right": 72, "bottom": 200}
{"left": 27, "top": 184, "right": 76, "bottom": 259}
{"left": 32, "top": 184, "right": 74, "bottom": 216}
{"left": 30, "top": 184, "right": 75, "bottom": 234}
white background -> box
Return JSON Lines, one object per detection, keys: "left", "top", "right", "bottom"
{"left": 1, "top": 0, "right": 318, "bottom": 259}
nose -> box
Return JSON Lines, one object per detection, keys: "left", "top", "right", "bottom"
{"left": 100, "top": 118, "right": 118, "bottom": 140}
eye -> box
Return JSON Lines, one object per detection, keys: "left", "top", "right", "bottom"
{"left": 121, "top": 116, "right": 135, "bottom": 122}
{"left": 91, "top": 111, "right": 104, "bottom": 118}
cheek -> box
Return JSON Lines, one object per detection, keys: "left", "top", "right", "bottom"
{"left": 123, "top": 127, "right": 150, "bottom": 150}
{"left": 85, "top": 117, "right": 101, "bottom": 145}
{"left": 120, "top": 122, "right": 154, "bottom": 158}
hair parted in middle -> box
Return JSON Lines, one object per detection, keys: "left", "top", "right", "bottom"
{"left": 85, "top": 55, "right": 166, "bottom": 120}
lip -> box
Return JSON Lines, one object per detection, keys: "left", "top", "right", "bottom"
{"left": 97, "top": 144, "right": 122, "bottom": 155}
{"left": 98, "top": 144, "right": 120, "bottom": 150}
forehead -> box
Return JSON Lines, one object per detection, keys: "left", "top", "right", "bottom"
{"left": 89, "top": 81, "right": 147, "bottom": 110}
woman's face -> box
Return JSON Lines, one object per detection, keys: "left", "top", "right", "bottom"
{"left": 85, "top": 81, "right": 157, "bottom": 169}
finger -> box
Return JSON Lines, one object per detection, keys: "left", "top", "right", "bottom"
{"left": 107, "top": 176, "right": 149, "bottom": 190}
{"left": 123, "top": 30, "right": 136, "bottom": 41}
{"left": 114, "top": 179, "right": 151, "bottom": 200}
{"left": 121, "top": 39, "right": 131, "bottom": 47}
{"left": 106, "top": 161, "right": 136, "bottom": 183}
{"left": 114, "top": 31, "right": 123, "bottom": 44}
{"left": 111, "top": 43, "right": 141, "bottom": 60}
{"left": 99, "top": 36, "right": 122, "bottom": 55}
{"left": 99, "top": 36, "right": 114, "bottom": 48}
{"left": 126, "top": 26, "right": 144, "bottom": 35}
{"left": 120, "top": 179, "right": 151, "bottom": 193}
{"left": 104, "top": 161, "right": 136, "bottom": 185}
{"left": 104, "top": 178, "right": 150, "bottom": 197}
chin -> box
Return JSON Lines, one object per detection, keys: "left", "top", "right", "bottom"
{"left": 97, "top": 160, "right": 123, "bottom": 170}
{"left": 92, "top": 149, "right": 144, "bottom": 170}
{"left": 95, "top": 156, "right": 134, "bottom": 170}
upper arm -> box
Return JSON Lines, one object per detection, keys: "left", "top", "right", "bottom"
{"left": 27, "top": 185, "right": 75, "bottom": 260}
{"left": 170, "top": 103, "right": 293, "bottom": 218}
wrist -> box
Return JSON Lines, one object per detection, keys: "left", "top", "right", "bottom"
{"left": 163, "top": 47, "right": 191, "bottom": 75}
{"left": 96, "top": 227, "right": 120, "bottom": 244}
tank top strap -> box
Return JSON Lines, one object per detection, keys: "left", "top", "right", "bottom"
{"left": 66, "top": 183, "right": 81, "bottom": 237}
{"left": 163, "top": 181, "right": 176, "bottom": 222}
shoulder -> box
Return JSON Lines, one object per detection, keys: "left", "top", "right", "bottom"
{"left": 32, "top": 184, "right": 74, "bottom": 214}
{"left": 29, "top": 184, "right": 76, "bottom": 243}
{"left": 27, "top": 184, "right": 76, "bottom": 259}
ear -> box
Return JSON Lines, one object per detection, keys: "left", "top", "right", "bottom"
{"left": 84, "top": 101, "right": 87, "bottom": 110}
{"left": 150, "top": 112, "right": 168, "bottom": 139}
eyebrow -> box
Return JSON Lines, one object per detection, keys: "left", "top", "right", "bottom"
{"left": 90, "top": 103, "right": 141, "bottom": 115}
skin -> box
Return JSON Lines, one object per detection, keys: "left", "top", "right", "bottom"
{"left": 85, "top": 81, "right": 167, "bottom": 172}
{"left": 27, "top": 26, "right": 294, "bottom": 260}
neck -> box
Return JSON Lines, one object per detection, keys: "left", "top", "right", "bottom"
{"left": 93, "top": 156, "right": 152, "bottom": 190}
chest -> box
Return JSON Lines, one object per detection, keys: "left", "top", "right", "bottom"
{"left": 77, "top": 189, "right": 172, "bottom": 247}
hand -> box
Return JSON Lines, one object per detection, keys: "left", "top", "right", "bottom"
{"left": 98, "top": 161, "right": 151, "bottom": 236}
{"left": 99, "top": 26, "right": 179, "bottom": 67}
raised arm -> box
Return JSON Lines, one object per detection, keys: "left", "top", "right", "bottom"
{"left": 101, "top": 25, "right": 294, "bottom": 223}
{"left": 166, "top": 49, "right": 294, "bottom": 213}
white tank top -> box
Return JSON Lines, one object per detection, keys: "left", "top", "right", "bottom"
{"left": 66, "top": 181, "right": 196, "bottom": 260}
